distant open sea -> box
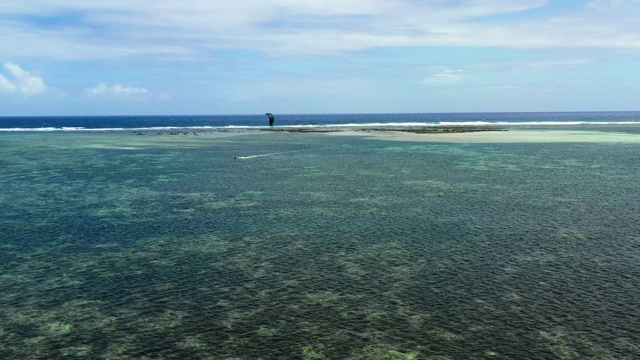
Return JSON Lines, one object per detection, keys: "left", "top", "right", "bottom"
{"left": 2, "top": 111, "right": 640, "bottom": 131}
{"left": 1, "top": 112, "right": 639, "bottom": 359}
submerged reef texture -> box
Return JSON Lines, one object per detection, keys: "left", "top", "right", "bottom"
{"left": 1, "top": 130, "right": 639, "bottom": 359}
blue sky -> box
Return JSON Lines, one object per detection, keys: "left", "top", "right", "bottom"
{"left": 1, "top": 0, "right": 639, "bottom": 116}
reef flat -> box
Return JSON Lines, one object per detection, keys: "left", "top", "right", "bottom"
{"left": 259, "top": 126, "right": 506, "bottom": 134}
{"left": 1, "top": 127, "right": 639, "bottom": 359}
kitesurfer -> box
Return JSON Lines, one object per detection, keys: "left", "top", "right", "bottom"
{"left": 265, "top": 113, "right": 275, "bottom": 127}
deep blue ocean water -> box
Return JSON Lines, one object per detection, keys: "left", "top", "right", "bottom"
{"left": 2, "top": 111, "right": 640, "bottom": 131}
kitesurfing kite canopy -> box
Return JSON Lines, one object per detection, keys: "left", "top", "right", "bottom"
{"left": 265, "top": 112, "right": 275, "bottom": 127}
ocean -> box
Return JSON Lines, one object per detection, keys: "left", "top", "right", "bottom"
{"left": 1, "top": 112, "right": 639, "bottom": 359}
{"left": 2, "top": 111, "right": 640, "bottom": 131}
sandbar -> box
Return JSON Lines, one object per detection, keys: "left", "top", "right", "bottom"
{"left": 325, "top": 129, "right": 640, "bottom": 143}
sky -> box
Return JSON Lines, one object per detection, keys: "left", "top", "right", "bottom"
{"left": 1, "top": 0, "right": 639, "bottom": 116}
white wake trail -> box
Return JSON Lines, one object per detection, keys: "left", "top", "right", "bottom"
{"left": 234, "top": 153, "right": 277, "bottom": 159}
{"left": 233, "top": 149, "right": 314, "bottom": 160}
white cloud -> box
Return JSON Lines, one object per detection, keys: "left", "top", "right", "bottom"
{"left": 0, "top": 73, "right": 17, "bottom": 92}
{"left": 0, "top": 62, "right": 47, "bottom": 94}
{"left": 423, "top": 69, "right": 464, "bottom": 86}
{"left": 87, "top": 83, "right": 108, "bottom": 95}
{"left": 87, "top": 83, "right": 149, "bottom": 96}
{"left": 2, "top": 0, "right": 640, "bottom": 61}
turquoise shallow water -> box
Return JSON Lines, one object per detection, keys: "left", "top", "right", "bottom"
{"left": 1, "top": 131, "right": 639, "bottom": 359}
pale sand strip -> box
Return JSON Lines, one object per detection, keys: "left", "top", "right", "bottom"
{"left": 326, "top": 129, "right": 640, "bottom": 143}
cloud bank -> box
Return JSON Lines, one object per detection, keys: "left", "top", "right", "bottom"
{"left": 1, "top": 0, "right": 640, "bottom": 60}
{"left": 0, "top": 62, "right": 47, "bottom": 95}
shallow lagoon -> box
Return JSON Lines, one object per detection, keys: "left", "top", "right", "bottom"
{"left": 1, "top": 129, "right": 639, "bottom": 359}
